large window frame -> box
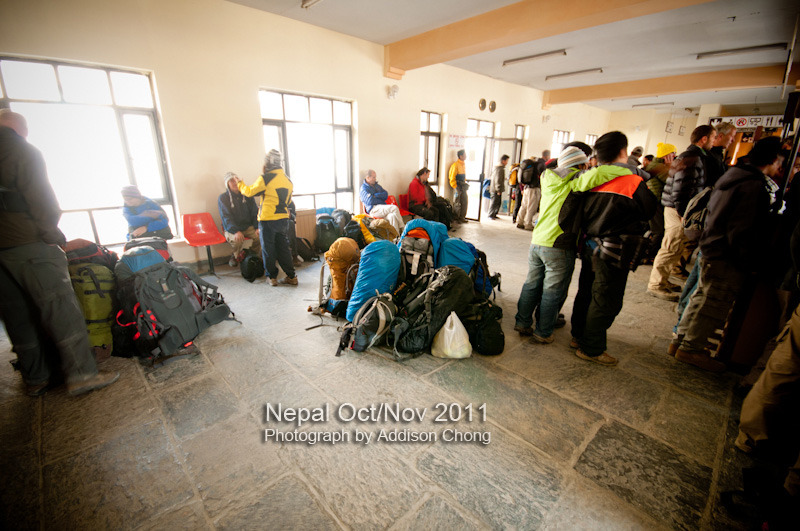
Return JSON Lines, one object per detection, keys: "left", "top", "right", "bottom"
{"left": 551, "top": 129, "right": 574, "bottom": 158}
{"left": 0, "top": 56, "right": 173, "bottom": 246}
{"left": 419, "top": 110, "right": 442, "bottom": 194}
{"left": 259, "top": 89, "right": 354, "bottom": 212}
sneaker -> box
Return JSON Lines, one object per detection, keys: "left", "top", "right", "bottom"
{"left": 569, "top": 337, "right": 580, "bottom": 349}
{"left": 228, "top": 257, "right": 238, "bottom": 267}
{"left": 530, "top": 333, "right": 554, "bottom": 344}
{"left": 514, "top": 324, "right": 533, "bottom": 336}
{"left": 647, "top": 288, "right": 679, "bottom": 302}
{"left": 67, "top": 371, "right": 119, "bottom": 396}
{"left": 279, "top": 276, "right": 299, "bottom": 286}
{"left": 575, "top": 349, "right": 618, "bottom": 366}
{"left": 269, "top": 278, "right": 278, "bottom": 286}
{"left": 554, "top": 313, "right": 566, "bottom": 329}
{"left": 516, "top": 224, "right": 526, "bottom": 230}
{"left": 734, "top": 431, "right": 755, "bottom": 454}
{"left": 675, "top": 349, "right": 726, "bottom": 372}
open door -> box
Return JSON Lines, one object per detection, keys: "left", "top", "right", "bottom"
{"left": 464, "top": 136, "right": 490, "bottom": 221}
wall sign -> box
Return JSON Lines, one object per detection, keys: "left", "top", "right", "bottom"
{"left": 710, "top": 115, "right": 784, "bottom": 131}
{"left": 448, "top": 135, "right": 465, "bottom": 148}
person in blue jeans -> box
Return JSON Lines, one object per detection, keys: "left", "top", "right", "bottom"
{"left": 515, "top": 145, "right": 632, "bottom": 343}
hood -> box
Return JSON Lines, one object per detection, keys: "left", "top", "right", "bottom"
{"left": 715, "top": 164, "right": 764, "bottom": 192}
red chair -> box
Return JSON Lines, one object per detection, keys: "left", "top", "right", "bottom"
{"left": 182, "top": 213, "right": 227, "bottom": 275}
{"left": 388, "top": 194, "right": 412, "bottom": 217}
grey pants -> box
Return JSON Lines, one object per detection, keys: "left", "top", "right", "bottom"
{"left": 454, "top": 181, "right": 468, "bottom": 220}
{"left": 0, "top": 242, "right": 98, "bottom": 385}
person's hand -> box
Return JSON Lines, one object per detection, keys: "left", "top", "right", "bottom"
{"left": 234, "top": 231, "right": 244, "bottom": 243}
{"left": 255, "top": 228, "right": 260, "bottom": 238}
{"left": 143, "top": 210, "right": 163, "bottom": 219}
{"left": 132, "top": 226, "right": 147, "bottom": 237}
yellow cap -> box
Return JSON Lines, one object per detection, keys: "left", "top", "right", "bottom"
{"left": 656, "top": 142, "right": 677, "bottom": 159}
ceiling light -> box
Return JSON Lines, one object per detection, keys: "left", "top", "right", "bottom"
{"left": 632, "top": 102, "right": 675, "bottom": 108}
{"left": 696, "top": 42, "right": 787, "bottom": 60}
{"left": 301, "top": 0, "right": 325, "bottom": 9}
{"left": 502, "top": 49, "right": 566, "bottom": 67}
{"left": 545, "top": 68, "right": 603, "bottom": 81}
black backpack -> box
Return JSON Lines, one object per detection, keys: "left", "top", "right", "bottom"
{"left": 331, "top": 209, "right": 352, "bottom": 233}
{"left": 240, "top": 252, "right": 265, "bottom": 282}
{"left": 343, "top": 219, "right": 367, "bottom": 249}
{"left": 519, "top": 159, "right": 537, "bottom": 186}
{"left": 316, "top": 213, "right": 340, "bottom": 252}
{"left": 683, "top": 186, "right": 713, "bottom": 241}
{"left": 296, "top": 237, "right": 318, "bottom": 262}
{"left": 460, "top": 299, "right": 504, "bottom": 356}
{"left": 350, "top": 293, "right": 398, "bottom": 352}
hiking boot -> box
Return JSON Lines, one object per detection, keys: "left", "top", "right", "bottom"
{"left": 667, "top": 341, "right": 680, "bottom": 356}
{"left": 554, "top": 313, "right": 566, "bottom": 328}
{"left": 575, "top": 349, "right": 618, "bottom": 366}
{"left": 516, "top": 224, "right": 526, "bottom": 230}
{"left": 569, "top": 337, "right": 580, "bottom": 349}
{"left": 228, "top": 256, "right": 238, "bottom": 267}
{"left": 269, "top": 278, "right": 278, "bottom": 286}
{"left": 67, "top": 371, "right": 119, "bottom": 396}
{"left": 648, "top": 288, "right": 679, "bottom": 302}
{"left": 530, "top": 333, "right": 554, "bottom": 344}
{"left": 514, "top": 324, "right": 533, "bottom": 336}
{"left": 279, "top": 276, "right": 298, "bottom": 286}
{"left": 26, "top": 380, "right": 52, "bottom": 397}
{"left": 675, "top": 349, "right": 726, "bottom": 372}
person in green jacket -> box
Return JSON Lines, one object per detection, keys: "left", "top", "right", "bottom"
{"left": 515, "top": 144, "right": 634, "bottom": 343}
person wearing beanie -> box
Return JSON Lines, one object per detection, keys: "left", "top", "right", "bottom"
{"left": 569, "top": 131, "right": 657, "bottom": 366}
{"left": 643, "top": 143, "right": 678, "bottom": 261}
{"left": 515, "top": 143, "right": 635, "bottom": 344}
{"left": 448, "top": 149, "right": 468, "bottom": 223}
{"left": 218, "top": 171, "right": 261, "bottom": 267}
{"left": 121, "top": 185, "right": 173, "bottom": 241}
{"left": 237, "top": 149, "right": 298, "bottom": 286}
{"left": 627, "top": 145, "right": 644, "bottom": 167}
{"left": 648, "top": 125, "right": 717, "bottom": 301}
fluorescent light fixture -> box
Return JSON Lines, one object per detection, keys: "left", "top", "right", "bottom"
{"left": 632, "top": 102, "right": 675, "bottom": 108}
{"left": 301, "top": 0, "right": 325, "bottom": 9}
{"left": 696, "top": 42, "right": 786, "bottom": 60}
{"left": 545, "top": 67, "right": 603, "bottom": 81}
{"left": 503, "top": 49, "right": 566, "bottom": 67}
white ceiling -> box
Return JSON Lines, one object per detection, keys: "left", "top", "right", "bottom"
{"left": 230, "top": 0, "right": 799, "bottom": 113}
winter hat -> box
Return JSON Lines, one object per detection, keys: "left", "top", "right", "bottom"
{"left": 631, "top": 146, "right": 644, "bottom": 156}
{"left": 264, "top": 149, "right": 282, "bottom": 169}
{"left": 656, "top": 142, "right": 677, "bottom": 159}
{"left": 120, "top": 185, "right": 142, "bottom": 199}
{"left": 557, "top": 146, "right": 589, "bottom": 169}
{"left": 223, "top": 172, "right": 238, "bottom": 186}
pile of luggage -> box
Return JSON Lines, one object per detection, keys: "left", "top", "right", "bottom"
{"left": 318, "top": 219, "right": 503, "bottom": 360}
{"left": 64, "top": 237, "right": 233, "bottom": 366}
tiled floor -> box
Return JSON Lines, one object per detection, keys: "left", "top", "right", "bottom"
{"left": 0, "top": 214, "right": 760, "bottom": 529}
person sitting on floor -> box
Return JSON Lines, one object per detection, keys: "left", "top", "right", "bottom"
{"left": 359, "top": 169, "right": 404, "bottom": 233}
{"left": 121, "top": 185, "right": 173, "bottom": 240}
{"left": 218, "top": 171, "right": 261, "bottom": 267}
{"left": 408, "top": 167, "right": 452, "bottom": 230}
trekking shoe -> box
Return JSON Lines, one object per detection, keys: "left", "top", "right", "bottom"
{"left": 228, "top": 256, "right": 238, "bottom": 267}
{"left": 279, "top": 276, "right": 299, "bottom": 286}
{"left": 269, "top": 278, "right": 278, "bottom": 286}
{"left": 575, "top": 349, "right": 618, "bottom": 366}
{"left": 514, "top": 324, "right": 533, "bottom": 336}
{"left": 569, "top": 337, "right": 580, "bottom": 349}
{"left": 647, "top": 288, "right": 679, "bottom": 302}
{"left": 667, "top": 341, "right": 680, "bottom": 356}
{"left": 734, "top": 431, "right": 755, "bottom": 454}
{"left": 530, "top": 333, "right": 554, "bottom": 344}
{"left": 675, "top": 349, "right": 726, "bottom": 373}
{"left": 555, "top": 313, "right": 566, "bottom": 328}
{"left": 67, "top": 371, "right": 119, "bottom": 396}
{"left": 516, "top": 224, "right": 526, "bottom": 230}
{"left": 26, "top": 380, "right": 52, "bottom": 397}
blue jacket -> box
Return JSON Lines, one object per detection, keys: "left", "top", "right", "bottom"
{"left": 360, "top": 181, "right": 389, "bottom": 214}
{"left": 123, "top": 198, "right": 169, "bottom": 236}
{"left": 218, "top": 190, "right": 258, "bottom": 233}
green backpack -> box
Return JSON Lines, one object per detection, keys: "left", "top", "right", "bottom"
{"left": 69, "top": 263, "right": 116, "bottom": 358}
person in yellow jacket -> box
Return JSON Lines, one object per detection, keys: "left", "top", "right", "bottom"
{"left": 448, "top": 149, "right": 468, "bottom": 223}
{"left": 236, "top": 149, "right": 297, "bottom": 286}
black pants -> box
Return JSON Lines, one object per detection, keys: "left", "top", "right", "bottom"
{"left": 259, "top": 219, "right": 295, "bottom": 279}
{"left": 570, "top": 247, "right": 630, "bottom": 356}
{"left": 410, "top": 201, "right": 451, "bottom": 229}
{"left": 512, "top": 186, "right": 523, "bottom": 223}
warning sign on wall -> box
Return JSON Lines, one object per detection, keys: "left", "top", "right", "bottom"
{"left": 711, "top": 115, "right": 783, "bottom": 131}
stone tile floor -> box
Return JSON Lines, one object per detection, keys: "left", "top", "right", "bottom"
{"left": 0, "top": 214, "right": 761, "bottom": 529}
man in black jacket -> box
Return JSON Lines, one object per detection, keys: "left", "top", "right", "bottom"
{"left": 218, "top": 171, "right": 260, "bottom": 266}
{"left": 647, "top": 125, "right": 716, "bottom": 301}
{"left": 570, "top": 132, "right": 657, "bottom": 366}
{"left": 673, "top": 136, "right": 785, "bottom": 372}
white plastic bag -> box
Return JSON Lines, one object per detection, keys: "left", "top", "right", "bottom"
{"left": 431, "top": 311, "right": 472, "bottom": 359}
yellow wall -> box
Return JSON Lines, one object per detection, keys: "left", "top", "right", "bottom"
{"left": 0, "top": 0, "right": 612, "bottom": 262}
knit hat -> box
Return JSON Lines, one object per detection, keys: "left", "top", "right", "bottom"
{"left": 264, "top": 149, "right": 282, "bottom": 169}
{"left": 223, "top": 172, "right": 237, "bottom": 186}
{"left": 631, "top": 146, "right": 644, "bottom": 156}
{"left": 656, "top": 142, "right": 677, "bottom": 159}
{"left": 120, "top": 185, "right": 142, "bottom": 199}
{"left": 557, "top": 146, "right": 589, "bottom": 169}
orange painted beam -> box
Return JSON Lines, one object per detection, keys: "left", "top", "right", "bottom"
{"left": 541, "top": 64, "right": 800, "bottom": 107}
{"left": 384, "top": 0, "right": 714, "bottom": 74}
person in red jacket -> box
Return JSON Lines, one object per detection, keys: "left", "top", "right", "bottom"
{"left": 408, "top": 167, "right": 452, "bottom": 230}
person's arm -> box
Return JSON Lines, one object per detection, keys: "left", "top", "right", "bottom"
{"left": 567, "top": 165, "right": 630, "bottom": 192}
{"left": 359, "top": 182, "right": 375, "bottom": 211}
{"left": 373, "top": 183, "right": 388, "bottom": 203}
{"left": 671, "top": 156, "right": 702, "bottom": 216}
{"left": 122, "top": 205, "right": 154, "bottom": 228}
{"left": 16, "top": 145, "right": 64, "bottom": 244}
{"left": 237, "top": 175, "right": 266, "bottom": 197}
{"left": 448, "top": 163, "right": 457, "bottom": 189}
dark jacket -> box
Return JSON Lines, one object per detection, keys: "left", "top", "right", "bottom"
{"left": 581, "top": 168, "right": 657, "bottom": 239}
{"left": 705, "top": 146, "right": 727, "bottom": 188}
{"left": 0, "top": 126, "right": 65, "bottom": 247}
{"left": 700, "top": 164, "right": 772, "bottom": 272}
{"left": 218, "top": 190, "right": 258, "bottom": 234}
{"left": 661, "top": 144, "right": 707, "bottom": 216}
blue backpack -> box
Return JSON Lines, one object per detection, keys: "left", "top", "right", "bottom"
{"left": 437, "top": 238, "right": 476, "bottom": 274}
{"left": 464, "top": 242, "right": 501, "bottom": 298}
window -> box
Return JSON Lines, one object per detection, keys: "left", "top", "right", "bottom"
{"left": 259, "top": 90, "right": 353, "bottom": 211}
{"left": 551, "top": 129, "right": 573, "bottom": 158}
{"left": 419, "top": 111, "right": 442, "bottom": 193}
{"left": 467, "top": 118, "right": 495, "bottom": 138}
{"left": 0, "top": 57, "right": 173, "bottom": 245}
{"left": 586, "top": 134, "right": 598, "bottom": 147}
{"left": 512, "top": 125, "right": 525, "bottom": 163}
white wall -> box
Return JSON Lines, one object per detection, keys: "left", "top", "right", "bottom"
{"left": 0, "top": 0, "right": 611, "bottom": 262}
